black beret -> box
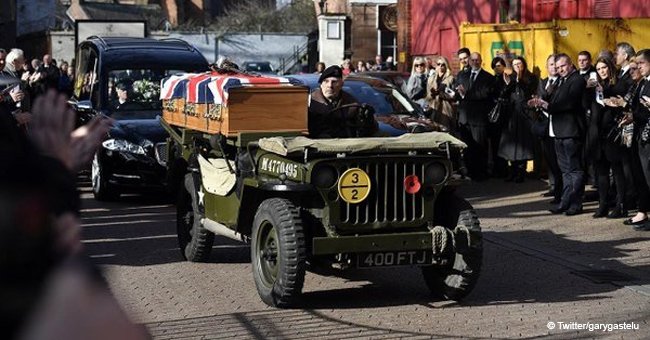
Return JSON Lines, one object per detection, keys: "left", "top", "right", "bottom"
{"left": 318, "top": 65, "right": 343, "bottom": 83}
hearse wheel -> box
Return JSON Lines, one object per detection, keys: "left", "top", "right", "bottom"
{"left": 421, "top": 194, "right": 483, "bottom": 301}
{"left": 176, "top": 173, "right": 214, "bottom": 262}
{"left": 91, "top": 153, "right": 119, "bottom": 201}
{"left": 252, "top": 198, "right": 306, "bottom": 308}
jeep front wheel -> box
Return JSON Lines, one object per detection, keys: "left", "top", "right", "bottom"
{"left": 176, "top": 173, "right": 214, "bottom": 262}
{"left": 251, "top": 198, "right": 306, "bottom": 308}
{"left": 421, "top": 194, "right": 482, "bottom": 301}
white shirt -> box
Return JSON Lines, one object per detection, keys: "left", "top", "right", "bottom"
{"left": 546, "top": 76, "right": 558, "bottom": 90}
{"left": 620, "top": 64, "right": 630, "bottom": 77}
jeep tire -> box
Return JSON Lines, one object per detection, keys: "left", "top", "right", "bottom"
{"left": 421, "top": 194, "right": 482, "bottom": 301}
{"left": 91, "top": 152, "right": 119, "bottom": 201}
{"left": 252, "top": 198, "right": 306, "bottom": 308}
{"left": 177, "top": 173, "right": 214, "bottom": 262}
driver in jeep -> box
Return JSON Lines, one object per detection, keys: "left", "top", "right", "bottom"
{"left": 308, "top": 65, "right": 377, "bottom": 138}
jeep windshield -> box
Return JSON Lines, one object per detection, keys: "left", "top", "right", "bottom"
{"left": 342, "top": 80, "right": 420, "bottom": 117}
{"left": 107, "top": 69, "right": 183, "bottom": 118}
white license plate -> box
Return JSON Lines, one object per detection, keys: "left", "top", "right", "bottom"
{"left": 357, "top": 250, "right": 432, "bottom": 268}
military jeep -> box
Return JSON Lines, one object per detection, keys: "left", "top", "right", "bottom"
{"left": 161, "top": 71, "right": 482, "bottom": 308}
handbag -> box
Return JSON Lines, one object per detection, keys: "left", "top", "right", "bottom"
{"left": 487, "top": 100, "right": 503, "bottom": 123}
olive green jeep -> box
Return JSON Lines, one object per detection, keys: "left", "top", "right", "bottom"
{"left": 163, "top": 122, "right": 482, "bottom": 308}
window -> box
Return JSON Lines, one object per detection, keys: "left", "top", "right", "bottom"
{"left": 73, "top": 47, "right": 98, "bottom": 105}
{"left": 327, "top": 21, "right": 341, "bottom": 39}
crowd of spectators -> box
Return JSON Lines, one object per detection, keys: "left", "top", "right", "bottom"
{"left": 398, "top": 43, "right": 650, "bottom": 228}
{"left": 314, "top": 54, "right": 397, "bottom": 75}
{"left": 1, "top": 47, "right": 148, "bottom": 338}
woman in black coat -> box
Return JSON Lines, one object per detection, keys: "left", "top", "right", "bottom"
{"left": 498, "top": 56, "right": 539, "bottom": 182}
{"left": 588, "top": 57, "right": 629, "bottom": 218}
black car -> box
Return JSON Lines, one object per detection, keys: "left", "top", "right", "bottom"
{"left": 286, "top": 73, "right": 442, "bottom": 136}
{"left": 69, "top": 37, "right": 209, "bottom": 200}
{"left": 242, "top": 61, "right": 276, "bottom": 75}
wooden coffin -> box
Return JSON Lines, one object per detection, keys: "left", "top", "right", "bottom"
{"left": 162, "top": 86, "right": 309, "bottom": 137}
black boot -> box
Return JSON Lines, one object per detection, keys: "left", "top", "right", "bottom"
{"left": 514, "top": 163, "right": 525, "bottom": 183}
{"left": 504, "top": 165, "right": 515, "bottom": 182}
{"left": 607, "top": 204, "right": 628, "bottom": 219}
{"left": 593, "top": 206, "right": 608, "bottom": 218}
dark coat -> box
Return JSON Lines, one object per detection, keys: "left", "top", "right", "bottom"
{"left": 632, "top": 79, "right": 650, "bottom": 129}
{"left": 456, "top": 69, "right": 495, "bottom": 127}
{"left": 308, "top": 88, "right": 364, "bottom": 138}
{"left": 585, "top": 80, "right": 628, "bottom": 162}
{"left": 498, "top": 73, "right": 539, "bottom": 161}
{"left": 548, "top": 70, "right": 587, "bottom": 138}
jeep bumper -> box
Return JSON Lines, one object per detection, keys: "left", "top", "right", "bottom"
{"left": 312, "top": 231, "right": 434, "bottom": 255}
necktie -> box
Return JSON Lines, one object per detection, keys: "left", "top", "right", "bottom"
{"left": 557, "top": 77, "right": 565, "bottom": 87}
{"left": 470, "top": 72, "right": 477, "bottom": 88}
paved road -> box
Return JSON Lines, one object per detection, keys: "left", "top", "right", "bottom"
{"left": 79, "top": 177, "right": 650, "bottom": 339}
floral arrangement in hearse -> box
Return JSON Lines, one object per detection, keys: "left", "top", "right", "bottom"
{"left": 132, "top": 78, "right": 161, "bottom": 103}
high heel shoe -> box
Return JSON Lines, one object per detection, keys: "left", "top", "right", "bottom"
{"left": 607, "top": 204, "right": 628, "bottom": 219}
{"left": 593, "top": 207, "right": 608, "bottom": 218}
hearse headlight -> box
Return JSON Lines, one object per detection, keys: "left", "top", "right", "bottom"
{"left": 102, "top": 139, "right": 146, "bottom": 155}
{"left": 312, "top": 164, "right": 338, "bottom": 188}
{"left": 424, "top": 162, "right": 447, "bottom": 185}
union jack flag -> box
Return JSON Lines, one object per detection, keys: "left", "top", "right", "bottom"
{"left": 160, "top": 73, "right": 198, "bottom": 100}
{"left": 205, "top": 74, "right": 292, "bottom": 106}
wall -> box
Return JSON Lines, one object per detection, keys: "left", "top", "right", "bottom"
{"left": 520, "top": 0, "right": 650, "bottom": 23}
{"left": 16, "top": 0, "right": 56, "bottom": 36}
{"left": 350, "top": 4, "right": 379, "bottom": 64}
{"left": 50, "top": 30, "right": 76, "bottom": 64}
{"left": 409, "top": 0, "right": 499, "bottom": 66}
{"left": 0, "top": 0, "right": 17, "bottom": 49}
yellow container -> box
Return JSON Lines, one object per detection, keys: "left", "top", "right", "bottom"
{"left": 460, "top": 18, "right": 650, "bottom": 78}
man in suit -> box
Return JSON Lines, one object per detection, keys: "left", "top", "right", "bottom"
{"left": 455, "top": 52, "right": 495, "bottom": 181}
{"left": 538, "top": 53, "right": 587, "bottom": 215}
{"left": 616, "top": 42, "right": 636, "bottom": 89}
{"left": 577, "top": 51, "right": 596, "bottom": 81}
{"left": 533, "top": 54, "right": 563, "bottom": 204}
{"left": 630, "top": 49, "right": 650, "bottom": 231}
{"left": 615, "top": 42, "right": 638, "bottom": 211}
{"left": 456, "top": 48, "right": 471, "bottom": 75}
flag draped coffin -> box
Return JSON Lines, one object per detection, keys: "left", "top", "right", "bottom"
{"left": 161, "top": 72, "right": 309, "bottom": 137}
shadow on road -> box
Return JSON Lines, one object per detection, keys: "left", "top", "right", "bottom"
{"left": 80, "top": 177, "right": 650, "bottom": 309}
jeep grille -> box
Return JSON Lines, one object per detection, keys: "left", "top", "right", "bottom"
{"left": 338, "top": 160, "right": 426, "bottom": 224}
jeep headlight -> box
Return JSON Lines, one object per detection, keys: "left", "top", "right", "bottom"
{"left": 424, "top": 162, "right": 447, "bottom": 185}
{"left": 102, "top": 139, "right": 146, "bottom": 155}
{"left": 312, "top": 164, "right": 338, "bottom": 188}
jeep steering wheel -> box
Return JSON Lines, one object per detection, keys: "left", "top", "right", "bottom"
{"left": 326, "top": 103, "right": 376, "bottom": 137}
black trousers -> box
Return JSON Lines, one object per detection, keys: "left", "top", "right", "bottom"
{"left": 543, "top": 136, "right": 563, "bottom": 201}
{"left": 555, "top": 137, "right": 585, "bottom": 210}
{"left": 631, "top": 137, "right": 650, "bottom": 212}
{"left": 594, "top": 158, "right": 625, "bottom": 210}
{"left": 487, "top": 121, "right": 507, "bottom": 176}
{"left": 459, "top": 123, "right": 488, "bottom": 180}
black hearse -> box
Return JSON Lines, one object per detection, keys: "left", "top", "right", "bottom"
{"left": 70, "top": 37, "right": 209, "bottom": 200}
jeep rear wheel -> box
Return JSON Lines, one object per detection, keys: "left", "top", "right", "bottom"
{"left": 252, "top": 198, "right": 306, "bottom": 308}
{"left": 421, "top": 194, "right": 482, "bottom": 301}
{"left": 177, "top": 173, "right": 214, "bottom": 262}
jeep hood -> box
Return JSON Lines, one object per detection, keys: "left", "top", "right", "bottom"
{"left": 257, "top": 132, "right": 466, "bottom": 156}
